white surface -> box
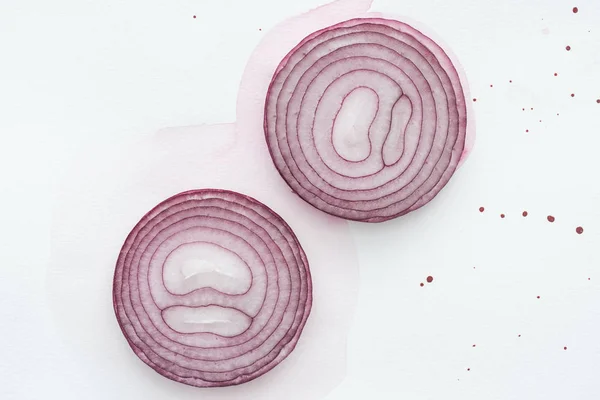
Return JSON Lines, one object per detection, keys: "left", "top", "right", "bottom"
{"left": 1, "top": 0, "right": 600, "bottom": 399}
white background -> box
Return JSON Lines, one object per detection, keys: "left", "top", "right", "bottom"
{"left": 2, "top": 0, "right": 600, "bottom": 399}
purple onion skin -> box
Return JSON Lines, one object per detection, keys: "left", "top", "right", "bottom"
{"left": 113, "top": 189, "right": 312, "bottom": 387}
{"left": 264, "top": 18, "right": 468, "bottom": 222}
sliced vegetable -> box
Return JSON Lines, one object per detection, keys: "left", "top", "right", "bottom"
{"left": 113, "top": 189, "right": 312, "bottom": 387}
{"left": 265, "top": 18, "right": 468, "bottom": 222}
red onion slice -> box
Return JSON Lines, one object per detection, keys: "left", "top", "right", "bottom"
{"left": 113, "top": 189, "right": 312, "bottom": 387}
{"left": 264, "top": 18, "right": 468, "bottom": 222}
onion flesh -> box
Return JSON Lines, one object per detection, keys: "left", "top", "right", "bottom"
{"left": 264, "top": 18, "right": 468, "bottom": 222}
{"left": 113, "top": 189, "right": 312, "bottom": 387}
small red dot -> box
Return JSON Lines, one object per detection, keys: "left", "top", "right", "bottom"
{"left": 518, "top": 334, "right": 521, "bottom": 337}
{"left": 193, "top": 15, "right": 197, "bottom": 18}
{"left": 554, "top": 72, "right": 558, "bottom": 76}
{"left": 525, "top": 129, "right": 529, "bottom": 133}
{"left": 522, "top": 108, "right": 525, "bottom": 111}
{"left": 576, "top": 226, "right": 584, "bottom": 234}
{"left": 573, "top": 7, "right": 578, "bottom": 13}
{"left": 539, "top": 120, "right": 542, "bottom": 122}
{"left": 500, "top": 213, "right": 505, "bottom": 218}
{"left": 490, "top": 84, "right": 493, "bottom": 87}
{"left": 509, "top": 80, "right": 513, "bottom": 83}
{"left": 472, "top": 344, "right": 476, "bottom": 347}
{"left": 531, "top": 107, "right": 534, "bottom": 110}
{"left": 564, "top": 346, "right": 568, "bottom": 350}
{"left": 420, "top": 282, "right": 424, "bottom": 287}
{"left": 479, "top": 206, "right": 485, "bottom": 212}
{"left": 467, "top": 368, "right": 471, "bottom": 371}
{"left": 473, "top": 98, "right": 477, "bottom": 102}
{"left": 426, "top": 276, "right": 434, "bottom": 283}
{"left": 571, "top": 93, "right": 575, "bottom": 97}
{"left": 596, "top": 99, "right": 600, "bottom": 103}
{"left": 537, "top": 296, "right": 541, "bottom": 299}
{"left": 522, "top": 211, "right": 528, "bottom": 217}
{"left": 566, "top": 45, "right": 571, "bottom": 51}
{"left": 547, "top": 215, "right": 555, "bottom": 222}
{"left": 588, "top": 278, "right": 591, "bottom": 281}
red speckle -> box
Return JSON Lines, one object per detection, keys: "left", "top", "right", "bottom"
{"left": 554, "top": 72, "right": 558, "bottom": 76}
{"left": 522, "top": 211, "right": 528, "bottom": 217}
{"left": 531, "top": 107, "right": 534, "bottom": 110}
{"left": 539, "top": 120, "right": 542, "bottom": 122}
{"left": 518, "top": 334, "right": 521, "bottom": 337}
{"left": 472, "top": 344, "right": 476, "bottom": 347}
{"left": 564, "top": 346, "right": 568, "bottom": 350}
{"left": 426, "top": 276, "right": 434, "bottom": 283}
{"left": 490, "top": 84, "right": 493, "bottom": 88}
{"left": 537, "top": 296, "right": 541, "bottom": 299}
{"left": 500, "top": 213, "right": 505, "bottom": 218}
{"left": 193, "top": 15, "right": 197, "bottom": 19}
{"left": 479, "top": 206, "right": 485, "bottom": 212}
{"left": 571, "top": 93, "right": 575, "bottom": 97}
{"left": 525, "top": 129, "right": 529, "bottom": 133}
{"left": 522, "top": 108, "right": 525, "bottom": 111}
{"left": 588, "top": 278, "right": 591, "bottom": 281}
{"left": 473, "top": 98, "right": 477, "bottom": 102}
{"left": 467, "top": 368, "right": 471, "bottom": 371}
{"left": 509, "top": 80, "right": 513, "bottom": 83}
{"left": 576, "top": 226, "right": 584, "bottom": 234}
{"left": 596, "top": 99, "right": 600, "bottom": 104}
{"left": 566, "top": 45, "right": 571, "bottom": 51}
{"left": 547, "top": 215, "right": 555, "bottom": 222}
{"left": 259, "top": 28, "right": 262, "bottom": 31}
{"left": 573, "top": 7, "right": 578, "bottom": 13}
{"left": 420, "top": 283, "right": 424, "bottom": 287}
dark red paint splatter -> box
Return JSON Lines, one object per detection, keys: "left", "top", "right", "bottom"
{"left": 420, "top": 283, "right": 424, "bottom": 287}
{"left": 473, "top": 98, "right": 477, "bottom": 102}
{"left": 525, "top": 129, "right": 529, "bottom": 133}
{"left": 571, "top": 93, "right": 575, "bottom": 97}
{"left": 472, "top": 344, "right": 476, "bottom": 347}
{"left": 522, "top": 211, "right": 528, "bottom": 217}
{"left": 500, "top": 213, "right": 505, "bottom": 218}
{"left": 564, "top": 346, "right": 568, "bottom": 350}
{"left": 537, "top": 296, "right": 541, "bottom": 299}
{"left": 531, "top": 107, "right": 534, "bottom": 110}
{"left": 573, "top": 7, "right": 578, "bottom": 13}
{"left": 566, "top": 45, "right": 571, "bottom": 51}
{"left": 467, "top": 368, "right": 471, "bottom": 371}
{"left": 576, "top": 226, "right": 584, "bottom": 234}
{"left": 509, "top": 80, "right": 513, "bottom": 83}
{"left": 518, "top": 334, "right": 521, "bottom": 337}
{"left": 596, "top": 99, "right": 600, "bottom": 103}
{"left": 547, "top": 215, "right": 555, "bottom": 222}
{"left": 426, "top": 276, "right": 434, "bottom": 283}
{"left": 193, "top": 15, "right": 197, "bottom": 19}
{"left": 522, "top": 108, "right": 525, "bottom": 111}
{"left": 554, "top": 72, "right": 558, "bottom": 76}
{"left": 479, "top": 206, "right": 485, "bottom": 212}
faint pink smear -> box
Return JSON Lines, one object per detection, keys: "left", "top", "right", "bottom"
{"left": 47, "top": 0, "right": 474, "bottom": 397}
{"left": 46, "top": 1, "right": 377, "bottom": 399}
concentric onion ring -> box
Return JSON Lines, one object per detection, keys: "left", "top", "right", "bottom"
{"left": 264, "top": 18, "right": 468, "bottom": 222}
{"left": 113, "top": 189, "right": 312, "bottom": 387}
